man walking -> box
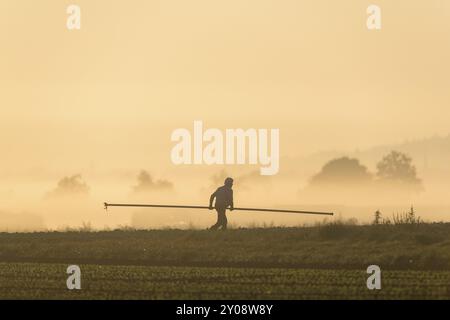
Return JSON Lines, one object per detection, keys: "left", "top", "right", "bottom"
{"left": 209, "top": 177, "right": 234, "bottom": 230}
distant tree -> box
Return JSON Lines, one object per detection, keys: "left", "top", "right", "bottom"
{"left": 373, "top": 210, "right": 382, "bottom": 225}
{"left": 407, "top": 205, "right": 421, "bottom": 224}
{"left": 376, "top": 151, "right": 423, "bottom": 190}
{"left": 132, "top": 170, "right": 173, "bottom": 193}
{"left": 48, "top": 174, "right": 89, "bottom": 197}
{"left": 408, "top": 205, "right": 415, "bottom": 223}
{"left": 310, "top": 157, "right": 372, "bottom": 186}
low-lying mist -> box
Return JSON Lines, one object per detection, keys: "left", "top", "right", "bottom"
{"left": 1, "top": 149, "right": 449, "bottom": 232}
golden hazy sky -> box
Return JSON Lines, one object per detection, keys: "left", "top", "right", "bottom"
{"left": 1, "top": 1, "right": 450, "bottom": 229}
{"left": 1, "top": 0, "right": 450, "bottom": 174}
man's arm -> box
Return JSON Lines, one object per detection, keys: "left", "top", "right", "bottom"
{"left": 209, "top": 191, "right": 217, "bottom": 209}
{"left": 229, "top": 190, "right": 234, "bottom": 211}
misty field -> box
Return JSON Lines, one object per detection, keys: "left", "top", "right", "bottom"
{"left": 0, "top": 223, "right": 449, "bottom": 299}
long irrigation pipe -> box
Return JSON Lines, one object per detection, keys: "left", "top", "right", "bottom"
{"left": 104, "top": 202, "right": 334, "bottom": 216}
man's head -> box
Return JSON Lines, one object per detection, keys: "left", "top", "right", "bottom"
{"left": 224, "top": 177, "right": 234, "bottom": 188}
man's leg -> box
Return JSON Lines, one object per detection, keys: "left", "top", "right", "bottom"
{"left": 218, "top": 208, "right": 227, "bottom": 230}
{"left": 209, "top": 208, "right": 222, "bottom": 230}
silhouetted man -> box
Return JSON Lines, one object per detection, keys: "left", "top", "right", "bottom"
{"left": 209, "top": 177, "right": 234, "bottom": 230}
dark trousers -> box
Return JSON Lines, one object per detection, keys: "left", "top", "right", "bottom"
{"left": 210, "top": 207, "right": 227, "bottom": 230}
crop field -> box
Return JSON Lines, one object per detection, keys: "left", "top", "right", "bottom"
{"left": 1, "top": 263, "right": 449, "bottom": 299}
{"left": 0, "top": 223, "right": 449, "bottom": 299}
